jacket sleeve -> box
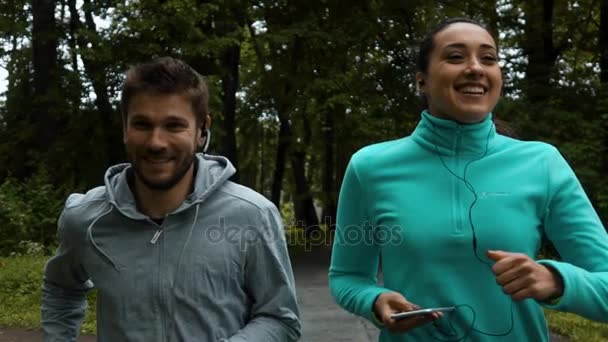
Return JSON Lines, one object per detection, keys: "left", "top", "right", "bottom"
{"left": 328, "top": 157, "right": 391, "bottom": 325}
{"left": 41, "top": 202, "right": 93, "bottom": 341}
{"left": 537, "top": 148, "right": 608, "bottom": 322}
{"left": 226, "top": 203, "right": 301, "bottom": 342}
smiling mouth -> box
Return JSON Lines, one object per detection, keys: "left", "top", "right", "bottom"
{"left": 459, "top": 86, "right": 485, "bottom": 95}
{"left": 143, "top": 157, "right": 173, "bottom": 164}
{"left": 454, "top": 82, "right": 489, "bottom": 96}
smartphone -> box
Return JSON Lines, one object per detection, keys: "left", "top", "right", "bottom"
{"left": 390, "top": 306, "right": 456, "bottom": 321}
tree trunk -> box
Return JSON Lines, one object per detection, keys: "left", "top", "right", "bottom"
{"left": 523, "top": 0, "right": 558, "bottom": 104}
{"left": 271, "top": 111, "right": 290, "bottom": 207}
{"left": 83, "top": 0, "right": 121, "bottom": 165}
{"left": 600, "top": 0, "right": 608, "bottom": 178}
{"left": 32, "top": 0, "right": 59, "bottom": 154}
{"left": 68, "top": 0, "right": 121, "bottom": 166}
{"left": 291, "top": 150, "right": 320, "bottom": 235}
{"left": 220, "top": 44, "right": 241, "bottom": 182}
{"left": 601, "top": 0, "right": 608, "bottom": 85}
{"left": 5, "top": 29, "right": 31, "bottom": 179}
{"left": 66, "top": 0, "right": 81, "bottom": 113}
{"left": 31, "top": 0, "right": 58, "bottom": 244}
{"left": 321, "top": 112, "right": 336, "bottom": 230}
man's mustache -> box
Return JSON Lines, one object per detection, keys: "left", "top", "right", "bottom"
{"left": 140, "top": 148, "right": 173, "bottom": 159}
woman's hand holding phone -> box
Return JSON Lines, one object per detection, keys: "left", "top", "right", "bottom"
{"left": 373, "top": 292, "right": 443, "bottom": 334}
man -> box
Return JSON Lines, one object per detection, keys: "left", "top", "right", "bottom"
{"left": 41, "top": 57, "right": 301, "bottom": 341}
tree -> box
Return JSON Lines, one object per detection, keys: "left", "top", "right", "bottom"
{"left": 31, "top": 0, "right": 60, "bottom": 176}
{"left": 522, "top": 0, "right": 560, "bottom": 104}
{"left": 68, "top": 0, "right": 121, "bottom": 167}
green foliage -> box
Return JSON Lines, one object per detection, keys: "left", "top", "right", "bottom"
{"left": 0, "top": 255, "right": 45, "bottom": 328}
{"left": 281, "top": 201, "right": 334, "bottom": 255}
{"left": 0, "top": 255, "right": 97, "bottom": 333}
{"left": 0, "top": 170, "right": 72, "bottom": 255}
{"left": 545, "top": 309, "right": 608, "bottom": 342}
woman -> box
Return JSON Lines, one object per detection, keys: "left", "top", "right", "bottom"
{"left": 328, "top": 17, "right": 608, "bottom": 341}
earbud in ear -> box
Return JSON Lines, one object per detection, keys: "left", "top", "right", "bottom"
{"left": 201, "top": 128, "right": 211, "bottom": 153}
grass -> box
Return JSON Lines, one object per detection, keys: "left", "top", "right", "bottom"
{"left": 0, "top": 255, "right": 97, "bottom": 334}
{"left": 1, "top": 253, "right": 608, "bottom": 341}
{"left": 545, "top": 308, "right": 608, "bottom": 342}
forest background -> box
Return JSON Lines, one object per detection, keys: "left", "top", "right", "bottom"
{"left": 0, "top": 0, "right": 607, "bottom": 338}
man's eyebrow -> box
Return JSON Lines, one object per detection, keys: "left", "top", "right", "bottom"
{"left": 445, "top": 43, "right": 497, "bottom": 51}
{"left": 164, "top": 115, "right": 189, "bottom": 122}
{"left": 128, "top": 114, "right": 188, "bottom": 122}
{"left": 129, "top": 114, "right": 149, "bottom": 121}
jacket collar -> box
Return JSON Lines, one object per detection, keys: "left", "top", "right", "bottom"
{"left": 411, "top": 110, "right": 497, "bottom": 156}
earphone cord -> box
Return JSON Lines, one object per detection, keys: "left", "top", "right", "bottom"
{"left": 426, "top": 120, "right": 515, "bottom": 341}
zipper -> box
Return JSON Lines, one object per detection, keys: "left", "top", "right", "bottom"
{"left": 150, "top": 229, "right": 163, "bottom": 244}
{"left": 453, "top": 130, "right": 465, "bottom": 235}
{"left": 156, "top": 223, "right": 168, "bottom": 341}
{"left": 148, "top": 218, "right": 168, "bottom": 340}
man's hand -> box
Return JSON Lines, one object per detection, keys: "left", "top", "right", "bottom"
{"left": 373, "top": 292, "right": 441, "bottom": 334}
{"left": 487, "top": 250, "right": 564, "bottom": 302}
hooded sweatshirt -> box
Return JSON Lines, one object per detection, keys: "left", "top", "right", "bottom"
{"left": 41, "top": 153, "right": 300, "bottom": 342}
{"left": 329, "top": 111, "right": 608, "bottom": 341}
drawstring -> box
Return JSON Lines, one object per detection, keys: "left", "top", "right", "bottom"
{"left": 174, "top": 203, "right": 200, "bottom": 278}
{"left": 86, "top": 205, "right": 121, "bottom": 272}
{"left": 88, "top": 201, "right": 202, "bottom": 337}
{"left": 167, "top": 202, "right": 201, "bottom": 337}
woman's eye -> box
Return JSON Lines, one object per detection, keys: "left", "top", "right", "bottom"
{"left": 447, "top": 54, "right": 464, "bottom": 61}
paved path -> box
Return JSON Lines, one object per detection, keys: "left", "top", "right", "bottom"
{"left": 291, "top": 248, "right": 378, "bottom": 342}
{"left": 0, "top": 247, "right": 570, "bottom": 341}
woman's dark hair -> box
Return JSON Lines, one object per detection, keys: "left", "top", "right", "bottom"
{"left": 416, "top": 17, "right": 516, "bottom": 137}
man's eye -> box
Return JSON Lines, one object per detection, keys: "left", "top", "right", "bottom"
{"left": 132, "top": 122, "right": 150, "bottom": 129}
{"left": 166, "top": 122, "right": 186, "bottom": 130}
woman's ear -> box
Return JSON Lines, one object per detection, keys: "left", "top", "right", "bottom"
{"left": 415, "top": 72, "right": 426, "bottom": 93}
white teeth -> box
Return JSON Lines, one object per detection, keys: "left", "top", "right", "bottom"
{"left": 146, "top": 159, "right": 170, "bottom": 164}
{"left": 460, "top": 86, "right": 485, "bottom": 94}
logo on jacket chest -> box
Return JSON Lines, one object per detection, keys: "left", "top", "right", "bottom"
{"left": 479, "top": 191, "right": 510, "bottom": 199}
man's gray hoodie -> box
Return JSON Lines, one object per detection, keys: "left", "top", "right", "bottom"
{"left": 41, "top": 154, "right": 301, "bottom": 341}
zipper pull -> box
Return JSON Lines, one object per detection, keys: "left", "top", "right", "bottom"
{"left": 150, "top": 229, "right": 163, "bottom": 244}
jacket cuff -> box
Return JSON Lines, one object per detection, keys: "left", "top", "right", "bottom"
{"left": 536, "top": 259, "right": 567, "bottom": 309}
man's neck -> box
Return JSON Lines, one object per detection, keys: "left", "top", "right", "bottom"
{"left": 133, "top": 166, "right": 195, "bottom": 220}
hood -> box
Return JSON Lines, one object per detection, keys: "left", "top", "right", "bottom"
{"left": 103, "top": 153, "right": 236, "bottom": 220}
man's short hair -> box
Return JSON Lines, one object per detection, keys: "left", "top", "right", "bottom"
{"left": 120, "top": 57, "right": 209, "bottom": 125}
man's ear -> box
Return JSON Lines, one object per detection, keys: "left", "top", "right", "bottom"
{"left": 415, "top": 72, "right": 426, "bottom": 93}
{"left": 198, "top": 114, "right": 212, "bottom": 147}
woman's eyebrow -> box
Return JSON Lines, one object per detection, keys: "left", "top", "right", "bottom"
{"left": 444, "top": 42, "right": 497, "bottom": 51}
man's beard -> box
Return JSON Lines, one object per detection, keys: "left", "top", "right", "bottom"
{"left": 131, "top": 151, "right": 196, "bottom": 191}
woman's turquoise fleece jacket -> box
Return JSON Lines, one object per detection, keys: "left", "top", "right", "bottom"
{"left": 329, "top": 111, "right": 608, "bottom": 341}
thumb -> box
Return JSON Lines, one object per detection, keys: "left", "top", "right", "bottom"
{"left": 384, "top": 294, "right": 417, "bottom": 313}
{"left": 487, "top": 249, "right": 509, "bottom": 261}
{"left": 393, "top": 299, "right": 418, "bottom": 312}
